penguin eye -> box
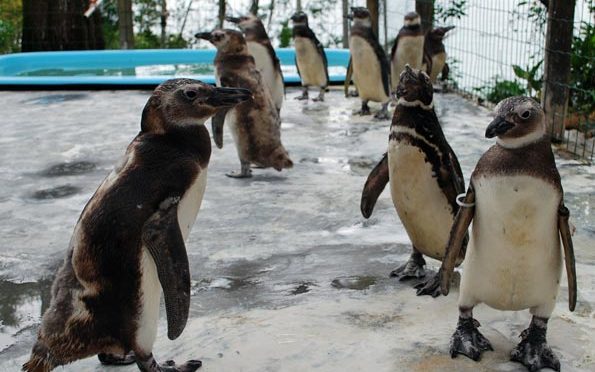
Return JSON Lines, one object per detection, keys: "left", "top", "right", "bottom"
{"left": 520, "top": 110, "right": 531, "bottom": 119}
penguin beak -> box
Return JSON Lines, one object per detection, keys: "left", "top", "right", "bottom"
{"left": 194, "top": 32, "right": 212, "bottom": 41}
{"left": 208, "top": 87, "right": 253, "bottom": 108}
{"left": 486, "top": 116, "right": 515, "bottom": 138}
{"left": 225, "top": 16, "right": 240, "bottom": 24}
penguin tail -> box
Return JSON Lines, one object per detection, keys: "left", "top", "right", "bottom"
{"left": 23, "top": 342, "right": 56, "bottom": 372}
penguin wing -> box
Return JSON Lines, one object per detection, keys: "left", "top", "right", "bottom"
{"left": 360, "top": 153, "right": 389, "bottom": 218}
{"left": 365, "top": 29, "right": 391, "bottom": 97}
{"left": 266, "top": 42, "right": 286, "bottom": 95}
{"left": 211, "top": 109, "right": 227, "bottom": 149}
{"left": 558, "top": 203, "right": 577, "bottom": 311}
{"left": 308, "top": 29, "right": 329, "bottom": 86}
{"left": 390, "top": 34, "right": 400, "bottom": 62}
{"left": 344, "top": 58, "right": 353, "bottom": 97}
{"left": 440, "top": 185, "right": 475, "bottom": 296}
{"left": 142, "top": 196, "right": 190, "bottom": 340}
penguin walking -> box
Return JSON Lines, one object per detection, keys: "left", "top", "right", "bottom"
{"left": 440, "top": 96, "right": 577, "bottom": 371}
{"left": 290, "top": 11, "right": 329, "bottom": 102}
{"left": 361, "top": 65, "right": 466, "bottom": 296}
{"left": 195, "top": 29, "right": 293, "bottom": 178}
{"left": 22, "top": 79, "right": 251, "bottom": 372}
{"left": 390, "top": 12, "right": 425, "bottom": 89}
{"left": 226, "top": 13, "right": 284, "bottom": 113}
{"left": 346, "top": 7, "right": 391, "bottom": 120}
{"left": 422, "top": 26, "right": 455, "bottom": 83}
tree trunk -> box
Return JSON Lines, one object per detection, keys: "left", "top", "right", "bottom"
{"left": 160, "top": 0, "right": 168, "bottom": 48}
{"left": 21, "top": 0, "right": 104, "bottom": 51}
{"left": 251, "top": 0, "right": 259, "bottom": 15}
{"left": 218, "top": 0, "right": 225, "bottom": 28}
{"left": 415, "top": 0, "right": 434, "bottom": 32}
{"left": 542, "top": 0, "right": 576, "bottom": 141}
{"left": 367, "top": 0, "right": 379, "bottom": 37}
{"left": 342, "top": 0, "right": 349, "bottom": 48}
{"left": 118, "top": 0, "right": 134, "bottom": 49}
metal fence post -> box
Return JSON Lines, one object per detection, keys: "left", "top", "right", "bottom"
{"left": 542, "top": 0, "right": 576, "bottom": 141}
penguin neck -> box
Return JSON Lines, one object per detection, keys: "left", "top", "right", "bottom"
{"left": 243, "top": 23, "right": 269, "bottom": 43}
{"left": 403, "top": 23, "right": 421, "bottom": 32}
{"left": 497, "top": 125, "right": 546, "bottom": 149}
{"left": 397, "top": 97, "right": 434, "bottom": 111}
{"left": 166, "top": 123, "right": 212, "bottom": 166}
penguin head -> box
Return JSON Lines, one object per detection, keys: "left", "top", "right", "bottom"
{"left": 141, "top": 79, "right": 252, "bottom": 133}
{"left": 427, "top": 26, "right": 455, "bottom": 41}
{"left": 225, "top": 13, "right": 261, "bottom": 32}
{"left": 290, "top": 11, "right": 308, "bottom": 26}
{"left": 486, "top": 96, "right": 545, "bottom": 148}
{"left": 347, "top": 7, "right": 371, "bottom": 26}
{"left": 195, "top": 29, "right": 248, "bottom": 54}
{"left": 395, "top": 65, "right": 433, "bottom": 108}
{"left": 270, "top": 146, "right": 293, "bottom": 171}
{"left": 403, "top": 12, "right": 421, "bottom": 27}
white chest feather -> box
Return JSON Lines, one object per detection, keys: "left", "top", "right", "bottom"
{"left": 294, "top": 37, "right": 327, "bottom": 87}
{"left": 136, "top": 168, "right": 207, "bottom": 351}
{"left": 247, "top": 41, "right": 284, "bottom": 111}
{"left": 391, "top": 36, "right": 424, "bottom": 87}
{"left": 460, "top": 175, "right": 562, "bottom": 312}
{"left": 349, "top": 36, "right": 388, "bottom": 103}
{"left": 387, "top": 128, "right": 454, "bottom": 259}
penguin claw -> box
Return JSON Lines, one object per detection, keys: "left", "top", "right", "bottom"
{"left": 510, "top": 329, "right": 560, "bottom": 372}
{"left": 449, "top": 317, "right": 493, "bottom": 361}
{"left": 390, "top": 260, "right": 426, "bottom": 280}
{"left": 414, "top": 272, "right": 441, "bottom": 297}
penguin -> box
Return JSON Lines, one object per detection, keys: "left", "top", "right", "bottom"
{"left": 290, "top": 11, "right": 329, "bottom": 101}
{"left": 422, "top": 26, "right": 455, "bottom": 83}
{"left": 346, "top": 6, "right": 391, "bottom": 120}
{"left": 390, "top": 12, "right": 425, "bottom": 89}
{"left": 226, "top": 13, "right": 284, "bottom": 113}
{"left": 22, "top": 79, "right": 251, "bottom": 372}
{"left": 360, "top": 65, "right": 466, "bottom": 296}
{"left": 440, "top": 96, "right": 577, "bottom": 371}
{"left": 195, "top": 29, "right": 293, "bottom": 178}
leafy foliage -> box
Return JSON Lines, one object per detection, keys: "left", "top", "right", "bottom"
{"left": 279, "top": 21, "right": 291, "bottom": 48}
{"left": 435, "top": 0, "right": 467, "bottom": 23}
{"left": 570, "top": 22, "right": 595, "bottom": 115}
{"left": 512, "top": 60, "right": 542, "bottom": 98}
{"left": 0, "top": 0, "right": 22, "bottom": 53}
{"left": 475, "top": 78, "right": 527, "bottom": 104}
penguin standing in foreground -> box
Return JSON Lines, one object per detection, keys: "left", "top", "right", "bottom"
{"left": 422, "top": 26, "right": 455, "bottom": 83}
{"left": 361, "top": 65, "right": 465, "bottom": 296}
{"left": 390, "top": 12, "right": 425, "bottom": 89}
{"left": 440, "top": 96, "right": 576, "bottom": 371}
{"left": 290, "top": 11, "right": 329, "bottom": 101}
{"left": 226, "top": 13, "right": 284, "bottom": 113}
{"left": 23, "top": 79, "right": 251, "bottom": 372}
{"left": 347, "top": 7, "right": 391, "bottom": 120}
{"left": 195, "top": 29, "right": 293, "bottom": 178}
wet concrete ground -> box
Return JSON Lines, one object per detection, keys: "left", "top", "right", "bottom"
{"left": 0, "top": 88, "right": 593, "bottom": 371}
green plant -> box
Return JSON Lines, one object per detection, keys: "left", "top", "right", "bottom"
{"left": 475, "top": 78, "right": 527, "bottom": 104}
{"left": 0, "top": 0, "right": 22, "bottom": 53}
{"left": 279, "top": 21, "right": 291, "bottom": 48}
{"left": 570, "top": 22, "right": 595, "bottom": 115}
{"left": 435, "top": 0, "right": 467, "bottom": 23}
{"left": 512, "top": 60, "right": 543, "bottom": 98}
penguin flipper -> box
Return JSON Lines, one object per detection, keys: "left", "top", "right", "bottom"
{"left": 360, "top": 153, "right": 389, "bottom": 218}
{"left": 344, "top": 58, "right": 353, "bottom": 97}
{"left": 142, "top": 197, "right": 190, "bottom": 340}
{"left": 440, "top": 185, "right": 475, "bottom": 296}
{"left": 558, "top": 203, "right": 577, "bottom": 311}
{"left": 211, "top": 109, "right": 227, "bottom": 149}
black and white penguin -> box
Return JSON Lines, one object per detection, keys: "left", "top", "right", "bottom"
{"left": 22, "top": 79, "right": 251, "bottom": 372}
{"left": 422, "top": 26, "right": 455, "bottom": 83}
{"left": 361, "top": 65, "right": 465, "bottom": 296}
{"left": 390, "top": 12, "right": 425, "bottom": 89}
{"left": 290, "top": 11, "right": 329, "bottom": 101}
{"left": 195, "top": 29, "right": 293, "bottom": 178}
{"left": 440, "top": 96, "right": 577, "bottom": 371}
{"left": 346, "top": 6, "right": 391, "bottom": 120}
{"left": 226, "top": 13, "right": 284, "bottom": 113}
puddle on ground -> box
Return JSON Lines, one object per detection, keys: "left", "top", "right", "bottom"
{"left": 23, "top": 94, "right": 88, "bottom": 105}
{"left": 331, "top": 275, "right": 377, "bottom": 290}
{"left": 290, "top": 281, "right": 315, "bottom": 295}
{"left": 39, "top": 161, "right": 96, "bottom": 177}
{"left": 30, "top": 185, "right": 81, "bottom": 200}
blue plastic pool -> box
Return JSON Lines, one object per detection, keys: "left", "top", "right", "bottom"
{"left": 0, "top": 48, "right": 349, "bottom": 88}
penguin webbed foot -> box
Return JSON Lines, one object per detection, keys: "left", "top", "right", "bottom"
{"left": 295, "top": 93, "right": 309, "bottom": 100}
{"left": 312, "top": 94, "right": 324, "bottom": 102}
{"left": 510, "top": 317, "right": 560, "bottom": 372}
{"left": 414, "top": 269, "right": 442, "bottom": 297}
{"left": 373, "top": 109, "right": 390, "bottom": 121}
{"left": 226, "top": 162, "right": 252, "bottom": 178}
{"left": 98, "top": 351, "right": 136, "bottom": 365}
{"left": 390, "top": 251, "right": 426, "bottom": 280}
{"left": 137, "top": 355, "right": 202, "bottom": 372}
{"left": 450, "top": 316, "right": 493, "bottom": 361}
{"left": 354, "top": 102, "right": 371, "bottom": 116}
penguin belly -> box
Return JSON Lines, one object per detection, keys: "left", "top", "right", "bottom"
{"left": 294, "top": 36, "right": 327, "bottom": 88}
{"left": 135, "top": 170, "right": 207, "bottom": 350}
{"left": 387, "top": 134, "right": 454, "bottom": 260}
{"left": 391, "top": 36, "right": 425, "bottom": 88}
{"left": 460, "top": 175, "right": 562, "bottom": 313}
{"left": 247, "top": 41, "right": 284, "bottom": 111}
{"left": 349, "top": 36, "right": 389, "bottom": 103}
{"left": 429, "top": 52, "right": 446, "bottom": 82}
